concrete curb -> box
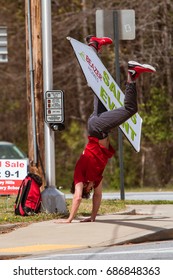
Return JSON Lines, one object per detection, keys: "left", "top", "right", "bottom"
{"left": 116, "top": 228, "right": 173, "bottom": 245}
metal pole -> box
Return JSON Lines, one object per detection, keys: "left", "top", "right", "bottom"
{"left": 41, "top": 0, "right": 56, "bottom": 186}
{"left": 27, "top": 0, "right": 38, "bottom": 164}
{"left": 113, "top": 11, "right": 125, "bottom": 200}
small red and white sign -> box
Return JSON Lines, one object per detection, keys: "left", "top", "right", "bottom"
{"left": 0, "top": 159, "right": 27, "bottom": 195}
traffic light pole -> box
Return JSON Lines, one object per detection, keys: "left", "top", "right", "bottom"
{"left": 41, "top": 0, "right": 56, "bottom": 186}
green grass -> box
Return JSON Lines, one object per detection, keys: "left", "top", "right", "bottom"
{"left": 0, "top": 195, "right": 173, "bottom": 225}
{"left": 125, "top": 199, "right": 173, "bottom": 205}
{"left": 0, "top": 196, "right": 126, "bottom": 224}
{"left": 0, "top": 196, "right": 65, "bottom": 224}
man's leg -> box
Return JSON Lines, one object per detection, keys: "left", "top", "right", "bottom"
{"left": 88, "top": 82, "right": 137, "bottom": 137}
{"left": 88, "top": 61, "right": 156, "bottom": 139}
{"left": 92, "top": 94, "right": 107, "bottom": 116}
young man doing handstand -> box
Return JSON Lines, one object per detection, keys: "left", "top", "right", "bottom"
{"left": 57, "top": 36, "right": 156, "bottom": 223}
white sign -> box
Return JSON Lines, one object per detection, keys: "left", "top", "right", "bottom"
{"left": 45, "top": 90, "right": 64, "bottom": 123}
{"left": 0, "top": 159, "right": 27, "bottom": 194}
{"left": 96, "top": 9, "right": 135, "bottom": 40}
{"left": 67, "top": 37, "right": 142, "bottom": 152}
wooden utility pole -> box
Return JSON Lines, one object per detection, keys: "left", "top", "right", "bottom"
{"left": 25, "top": 0, "right": 45, "bottom": 188}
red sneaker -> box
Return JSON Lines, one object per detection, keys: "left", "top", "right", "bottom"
{"left": 86, "top": 35, "right": 113, "bottom": 52}
{"left": 128, "top": 61, "right": 156, "bottom": 80}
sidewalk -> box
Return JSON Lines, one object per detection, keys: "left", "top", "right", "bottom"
{"left": 0, "top": 204, "right": 173, "bottom": 259}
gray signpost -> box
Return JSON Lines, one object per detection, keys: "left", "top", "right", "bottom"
{"left": 96, "top": 9, "right": 136, "bottom": 200}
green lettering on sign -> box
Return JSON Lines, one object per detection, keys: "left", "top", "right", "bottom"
{"left": 100, "top": 86, "right": 108, "bottom": 105}
{"left": 129, "top": 126, "right": 137, "bottom": 141}
{"left": 116, "top": 90, "right": 123, "bottom": 106}
{"left": 131, "top": 114, "right": 137, "bottom": 124}
{"left": 109, "top": 82, "right": 117, "bottom": 99}
{"left": 122, "top": 121, "right": 137, "bottom": 141}
{"left": 108, "top": 95, "right": 116, "bottom": 110}
{"left": 103, "top": 71, "right": 110, "bottom": 87}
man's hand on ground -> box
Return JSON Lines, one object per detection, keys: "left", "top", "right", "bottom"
{"left": 80, "top": 217, "right": 95, "bottom": 223}
{"left": 54, "top": 219, "right": 71, "bottom": 224}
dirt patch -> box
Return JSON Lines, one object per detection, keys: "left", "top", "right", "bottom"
{"left": 0, "top": 223, "right": 29, "bottom": 234}
{"left": 0, "top": 254, "right": 30, "bottom": 260}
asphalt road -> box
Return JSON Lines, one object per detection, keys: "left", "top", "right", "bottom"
{"left": 65, "top": 191, "right": 173, "bottom": 201}
{"left": 29, "top": 240, "right": 173, "bottom": 260}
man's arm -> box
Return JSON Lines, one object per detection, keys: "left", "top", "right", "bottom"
{"left": 91, "top": 180, "right": 102, "bottom": 221}
{"left": 55, "top": 182, "right": 83, "bottom": 223}
{"left": 81, "top": 180, "right": 102, "bottom": 222}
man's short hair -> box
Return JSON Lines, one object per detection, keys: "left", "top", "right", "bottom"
{"left": 71, "top": 181, "right": 92, "bottom": 199}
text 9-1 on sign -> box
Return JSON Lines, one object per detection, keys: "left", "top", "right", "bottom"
{"left": 0, "top": 159, "right": 27, "bottom": 195}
